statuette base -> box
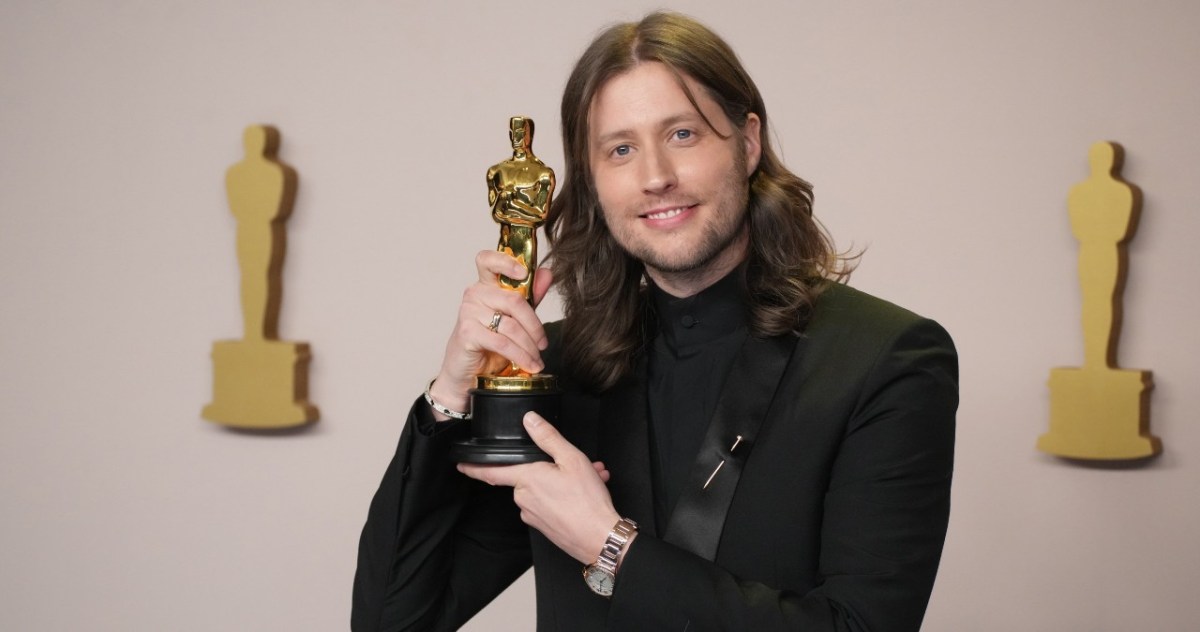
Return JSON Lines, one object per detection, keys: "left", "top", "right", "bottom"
{"left": 450, "top": 381, "right": 560, "bottom": 464}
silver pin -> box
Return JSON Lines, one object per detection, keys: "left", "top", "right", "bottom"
{"left": 703, "top": 436, "right": 747, "bottom": 490}
{"left": 702, "top": 461, "right": 725, "bottom": 490}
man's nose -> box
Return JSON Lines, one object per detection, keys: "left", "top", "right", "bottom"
{"left": 640, "top": 146, "right": 677, "bottom": 194}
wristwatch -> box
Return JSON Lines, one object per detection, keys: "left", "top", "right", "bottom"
{"left": 583, "top": 517, "right": 638, "bottom": 597}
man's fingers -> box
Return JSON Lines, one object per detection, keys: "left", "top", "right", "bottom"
{"left": 523, "top": 412, "right": 578, "bottom": 463}
{"left": 531, "top": 267, "right": 555, "bottom": 308}
{"left": 462, "top": 267, "right": 549, "bottom": 353}
{"left": 475, "top": 250, "right": 528, "bottom": 284}
{"left": 458, "top": 283, "right": 548, "bottom": 367}
{"left": 457, "top": 462, "right": 524, "bottom": 488}
{"left": 471, "top": 306, "right": 544, "bottom": 372}
{"left": 487, "top": 292, "right": 548, "bottom": 353}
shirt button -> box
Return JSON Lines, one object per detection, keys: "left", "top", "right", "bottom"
{"left": 681, "top": 315, "right": 697, "bottom": 328}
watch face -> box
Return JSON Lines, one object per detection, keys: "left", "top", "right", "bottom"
{"left": 584, "top": 565, "right": 615, "bottom": 597}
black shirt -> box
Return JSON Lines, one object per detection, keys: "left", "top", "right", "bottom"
{"left": 646, "top": 268, "right": 749, "bottom": 529}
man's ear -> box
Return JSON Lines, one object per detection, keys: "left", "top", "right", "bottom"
{"left": 742, "top": 113, "right": 763, "bottom": 175}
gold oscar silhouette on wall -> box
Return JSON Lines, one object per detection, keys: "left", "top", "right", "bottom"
{"left": 1039, "top": 141, "right": 1159, "bottom": 460}
{"left": 202, "top": 125, "right": 318, "bottom": 430}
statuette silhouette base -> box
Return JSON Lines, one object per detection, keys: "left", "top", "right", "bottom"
{"left": 202, "top": 340, "right": 318, "bottom": 430}
{"left": 1040, "top": 367, "right": 1159, "bottom": 460}
{"left": 450, "top": 387, "right": 559, "bottom": 464}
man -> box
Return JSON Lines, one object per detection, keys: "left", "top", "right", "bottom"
{"left": 353, "top": 12, "right": 957, "bottom": 632}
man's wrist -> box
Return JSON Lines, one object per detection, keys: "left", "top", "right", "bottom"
{"left": 425, "top": 377, "right": 471, "bottom": 421}
{"left": 583, "top": 517, "right": 639, "bottom": 597}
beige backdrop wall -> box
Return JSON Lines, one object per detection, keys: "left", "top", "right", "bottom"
{"left": 2, "top": 1, "right": 1197, "bottom": 630}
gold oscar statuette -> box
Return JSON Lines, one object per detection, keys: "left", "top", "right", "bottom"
{"left": 451, "top": 116, "right": 560, "bottom": 464}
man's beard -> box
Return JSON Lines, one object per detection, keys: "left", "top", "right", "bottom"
{"left": 635, "top": 204, "right": 748, "bottom": 275}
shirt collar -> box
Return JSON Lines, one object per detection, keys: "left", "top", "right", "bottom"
{"left": 648, "top": 265, "right": 749, "bottom": 352}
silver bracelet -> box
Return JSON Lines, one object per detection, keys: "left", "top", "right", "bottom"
{"left": 423, "top": 378, "right": 471, "bottom": 420}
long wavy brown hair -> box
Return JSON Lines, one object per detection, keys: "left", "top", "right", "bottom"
{"left": 547, "top": 12, "right": 852, "bottom": 392}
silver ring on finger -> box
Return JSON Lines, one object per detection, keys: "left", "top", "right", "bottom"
{"left": 487, "top": 311, "right": 503, "bottom": 332}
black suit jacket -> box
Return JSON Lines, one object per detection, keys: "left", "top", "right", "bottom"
{"left": 353, "top": 283, "right": 958, "bottom": 631}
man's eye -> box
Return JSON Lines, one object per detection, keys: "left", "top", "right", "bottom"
{"left": 613, "top": 145, "right": 631, "bottom": 157}
{"left": 674, "top": 129, "right": 693, "bottom": 140}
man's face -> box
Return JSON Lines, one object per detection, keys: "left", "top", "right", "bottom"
{"left": 587, "top": 62, "right": 761, "bottom": 294}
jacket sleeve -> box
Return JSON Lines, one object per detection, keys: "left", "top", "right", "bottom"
{"left": 351, "top": 399, "right": 532, "bottom": 632}
{"left": 608, "top": 318, "right": 958, "bottom": 632}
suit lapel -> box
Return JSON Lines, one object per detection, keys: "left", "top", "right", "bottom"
{"left": 662, "top": 333, "right": 797, "bottom": 560}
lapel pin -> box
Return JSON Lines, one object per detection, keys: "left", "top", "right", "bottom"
{"left": 703, "top": 436, "right": 746, "bottom": 490}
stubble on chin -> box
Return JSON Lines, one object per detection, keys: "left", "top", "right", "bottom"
{"left": 645, "top": 208, "right": 747, "bottom": 272}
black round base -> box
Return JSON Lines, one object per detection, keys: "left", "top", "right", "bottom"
{"left": 450, "top": 387, "right": 561, "bottom": 464}
{"left": 449, "top": 438, "right": 553, "bottom": 464}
